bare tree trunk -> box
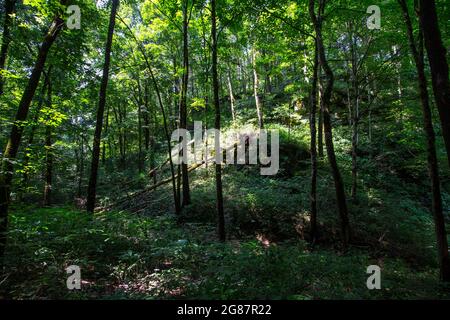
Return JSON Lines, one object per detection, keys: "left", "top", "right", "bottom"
{"left": 211, "top": 0, "right": 225, "bottom": 241}
{"left": 0, "top": 15, "right": 64, "bottom": 261}
{"left": 309, "top": 40, "right": 319, "bottom": 244}
{"left": 137, "top": 100, "right": 143, "bottom": 173}
{"left": 418, "top": 0, "right": 450, "bottom": 171}
{"left": 86, "top": 0, "right": 119, "bottom": 213}
{"left": 309, "top": 0, "right": 350, "bottom": 249}
{"left": 102, "top": 105, "right": 109, "bottom": 166}
{"left": 252, "top": 48, "right": 264, "bottom": 129}
{"left": 43, "top": 71, "right": 53, "bottom": 206}
{"left": 77, "top": 134, "right": 84, "bottom": 198}
{"left": 179, "top": 0, "right": 191, "bottom": 206}
{"left": 227, "top": 68, "right": 236, "bottom": 122}
{"left": 0, "top": 0, "right": 16, "bottom": 95}
{"left": 399, "top": 0, "right": 450, "bottom": 282}
{"left": 143, "top": 80, "right": 150, "bottom": 151}
{"left": 350, "top": 28, "right": 359, "bottom": 202}
{"left": 318, "top": 66, "right": 324, "bottom": 158}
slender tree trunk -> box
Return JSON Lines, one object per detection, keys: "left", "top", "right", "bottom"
{"left": 117, "top": 14, "right": 180, "bottom": 214}
{"left": 399, "top": 0, "right": 450, "bottom": 282}
{"left": 102, "top": 105, "right": 109, "bottom": 166}
{"left": 137, "top": 100, "right": 143, "bottom": 173}
{"left": 0, "top": 0, "right": 16, "bottom": 95}
{"left": 252, "top": 48, "right": 264, "bottom": 129}
{"left": 77, "top": 134, "right": 84, "bottom": 198}
{"left": 43, "top": 72, "right": 53, "bottom": 206}
{"left": 179, "top": 0, "right": 191, "bottom": 206}
{"left": 309, "top": 40, "right": 319, "bottom": 244}
{"left": 350, "top": 30, "right": 359, "bottom": 202}
{"left": 86, "top": 0, "right": 119, "bottom": 213}
{"left": 418, "top": 0, "right": 450, "bottom": 171}
{"left": 143, "top": 80, "right": 150, "bottom": 151}
{"left": 318, "top": 66, "right": 324, "bottom": 158}
{"left": 227, "top": 68, "right": 236, "bottom": 122}
{"left": 211, "top": 0, "right": 225, "bottom": 241}
{"left": 309, "top": 0, "right": 350, "bottom": 249}
{"left": 0, "top": 15, "right": 64, "bottom": 261}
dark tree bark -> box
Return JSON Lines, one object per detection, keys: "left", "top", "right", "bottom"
{"left": 309, "top": 0, "right": 350, "bottom": 248}
{"left": 77, "top": 133, "right": 85, "bottom": 198}
{"left": 227, "top": 67, "right": 236, "bottom": 122}
{"left": 399, "top": 0, "right": 450, "bottom": 282}
{"left": 418, "top": 0, "right": 450, "bottom": 171}
{"left": 211, "top": 0, "right": 225, "bottom": 241}
{"left": 179, "top": 0, "right": 191, "bottom": 206}
{"left": 318, "top": 66, "right": 324, "bottom": 158}
{"left": 143, "top": 79, "right": 150, "bottom": 151}
{"left": 133, "top": 80, "right": 144, "bottom": 173}
{"left": 0, "top": 15, "right": 64, "bottom": 261}
{"left": 43, "top": 74, "right": 53, "bottom": 206}
{"left": 102, "top": 105, "right": 109, "bottom": 166}
{"left": 349, "top": 25, "right": 359, "bottom": 202}
{"left": 0, "top": 0, "right": 16, "bottom": 95}
{"left": 309, "top": 40, "right": 319, "bottom": 244}
{"left": 86, "top": 0, "right": 119, "bottom": 213}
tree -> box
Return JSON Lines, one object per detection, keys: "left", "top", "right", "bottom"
{"left": 0, "top": 12, "right": 65, "bottom": 261}
{"left": 211, "top": 0, "right": 225, "bottom": 241}
{"left": 0, "top": 0, "right": 16, "bottom": 95}
{"left": 43, "top": 68, "right": 53, "bottom": 206}
{"left": 252, "top": 47, "right": 264, "bottom": 129}
{"left": 86, "top": 0, "right": 120, "bottom": 213}
{"left": 309, "top": 0, "right": 350, "bottom": 248}
{"left": 418, "top": 0, "right": 450, "bottom": 171}
{"left": 399, "top": 0, "right": 450, "bottom": 282}
{"left": 309, "top": 39, "right": 319, "bottom": 244}
{"left": 179, "top": 0, "right": 192, "bottom": 207}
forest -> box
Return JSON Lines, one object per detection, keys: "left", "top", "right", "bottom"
{"left": 0, "top": 0, "right": 450, "bottom": 300}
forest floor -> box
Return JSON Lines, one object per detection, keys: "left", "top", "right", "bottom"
{"left": 2, "top": 126, "right": 450, "bottom": 299}
{"left": 0, "top": 200, "right": 449, "bottom": 299}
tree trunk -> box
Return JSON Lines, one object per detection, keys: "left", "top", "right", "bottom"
{"left": 102, "top": 105, "right": 109, "bottom": 166}
{"left": 418, "top": 0, "right": 450, "bottom": 171}
{"left": 0, "top": 0, "right": 16, "bottom": 95}
{"left": 349, "top": 27, "right": 359, "bottom": 202}
{"left": 137, "top": 100, "right": 143, "bottom": 173}
{"left": 318, "top": 66, "right": 324, "bottom": 158}
{"left": 86, "top": 0, "right": 119, "bottom": 213}
{"left": 143, "top": 80, "right": 150, "bottom": 151}
{"left": 179, "top": 0, "right": 191, "bottom": 206}
{"left": 211, "top": 0, "right": 226, "bottom": 241}
{"left": 77, "top": 133, "right": 84, "bottom": 198}
{"left": 252, "top": 48, "right": 264, "bottom": 129}
{"left": 0, "top": 15, "right": 64, "bottom": 261}
{"left": 43, "top": 72, "right": 53, "bottom": 206}
{"left": 309, "top": 40, "right": 319, "bottom": 244}
{"left": 227, "top": 68, "right": 236, "bottom": 122}
{"left": 309, "top": 0, "right": 350, "bottom": 249}
{"left": 399, "top": 0, "right": 450, "bottom": 282}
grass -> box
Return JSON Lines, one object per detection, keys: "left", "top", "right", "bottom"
{"left": 1, "top": 206, "right": 448, "bottom": 300}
